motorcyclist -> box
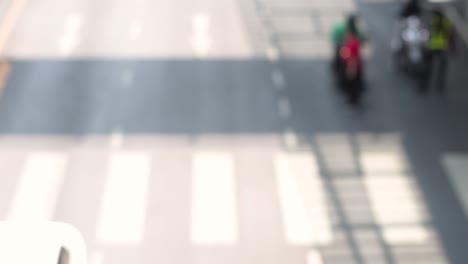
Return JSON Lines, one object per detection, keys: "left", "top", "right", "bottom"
{"left": 392, "top": 0, "right": 427, "bottom": 68}
{"left": 420, "top": 8, "right": 454, "bottom": 93}
{"left": 340, "top": 28, "right": 364, "bottom": 104}
{"left": 400, "top": 0, "right": 422, "bottom": 18}
{"left": 342, "top": 29, "right": 362, "bottom": 80}
{"left": 331, "top": 15, "right": 365, "bottom": 71}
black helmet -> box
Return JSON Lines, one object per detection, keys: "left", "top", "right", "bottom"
{"left": 347, "top": 14, "right": 358, "bottom": 35}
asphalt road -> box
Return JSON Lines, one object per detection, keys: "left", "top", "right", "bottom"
{"left": 0, "top": 0, "right": 468, "bottom": 264}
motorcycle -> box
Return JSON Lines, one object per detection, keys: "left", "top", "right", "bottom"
{"left": 392, "top": 15, "right": 430, "bottom": 75}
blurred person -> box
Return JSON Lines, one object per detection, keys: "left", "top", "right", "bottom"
{"left": 393, "top": 0, "right": 424, "bottom": 53}
{"left": 400, "top": 0, "right": 422, "bottom": 18}
{"left": 340, "top": 27, "right": 365, "bottom": 104}
{"left": 331, "top": 15, "right": 366, "bottom": 71}
{"left": 391, "top": 9, "right": 429, "bottom": 77}
{"left": 421, "top": 9, "right": 454, "bottom": 93}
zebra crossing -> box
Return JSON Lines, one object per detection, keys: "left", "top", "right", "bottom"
{"left": 0, "top": 134, "right": 450, "bottom": 264}
{"left": 255, "top": 0, "right": 357, "bottom": 58}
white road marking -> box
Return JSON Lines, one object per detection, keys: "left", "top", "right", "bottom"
{"left": 59, "top": 36, "right": 79, "bottom": 55}
{"left": 0, "top": 0, "right": 29, "bottom": 52}
{"left": 266, "top": 46, "right": 279, "bottom": 61}
{"left": 110, "top": 129, "right": 123, "bottom": 149}
{"left": 283, "top": 128, "right": 298, "bottom": 149}
{"left": 382, "top": 225, "right": 430, "bottom": 245}
{"left": 129, "top": 22, "right": 142, "bottom": 40}
{"left": 89, "top": 251, "right": 103, "bottom": 264}
{"left": 275, "top": 152, "right": 333, "bottom": 245}
{"left": 0, "top": 222, "right": 87, "bottom": 264}
{"left": 314, "top": 134, "right": 357, "bottom": 173}
{"left": 272, "top": 69, "right": 285, "bottom": 90}
{"left": 66, "top": 14, "right": 84, "bottom": 30}
{"left": 96, "top": 152, "right": 150, "bottom": 244}
{"left": 442, "top": 154, "right": 468, "bottom": 220}
{"left": 191, "top": 151, "right": 237, "bottom": 244}
{"left": 361, "top": 152, "right": 407, "bottom": 174}
{"left": 8, "top": 152, "right": 68, "bottom": 220}
{"left": 191, "top": 13, "right": 212, "bottom": 57}
{"left": 364, "top": 175, "right": 425, "bottom": 223}
{"left": 362, "top": 151, "right": 428, "bottom": 245}
{"left": 307, "top": 250, "right": 324, "bottom": 264}
{"left": 278, "top": 96, "right": 291, "bottom": 118}
{"left": 58, "top": 14, "right": 83, "bottom": 56}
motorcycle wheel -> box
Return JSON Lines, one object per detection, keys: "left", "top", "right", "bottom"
{"left": 347, "top": 74, "right": 363, "bottom": 105}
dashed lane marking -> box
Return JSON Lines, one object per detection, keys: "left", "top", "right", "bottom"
{"left": 266, "top": 46, "right": 279, "bottom": 61}
{"left": 272, "top": 69, "right": 285, "bottom": 90}
{"left": 283, "top": 128, "right": 298, "bottom": 149}
{"left": 110, "top": 130, "right": 123, "bottom": 149}
{"left": 278, "top": 96, "right": 291, "bottom": 119}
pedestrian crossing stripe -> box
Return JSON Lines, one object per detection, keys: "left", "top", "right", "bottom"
{"left": 8, "top": 152, "right": 68, "bottom": 220}
{"left": 275, "top": 152, "right": 333, "bottom": 245}
{"left": 1, "top": 149, "right": 438, "bottom": 249}
{"left": 96, "top": 152, "right": 150, "bottom": 245}
{"left": 191, "top": 151, "right": 237, "bottom": 244}
{"left": 361, "top": 151, "right": 430, "bottom": 244}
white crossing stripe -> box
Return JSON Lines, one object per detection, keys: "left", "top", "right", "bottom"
{"left": 442, "top": 154, "right": 468, "bottom": 220}
{"left": 90, "top": 251, "right": 103, "bottom": 264}
{"left": 109, "top": 130, "right": 123, "bottom": 149}
{"left": 58, "top": 14, "right": 83, "bottom": 55}
{"left": 283, "top": 128, "right": 299, "bottom": 149}
{"left": 307, "top": 250, "right": 324, "bottom": 264}
{"left": 361, "top": 152, "right": 407, "bottom": 174}
{"left": 362, "top": 151, "right": 429, "bottom": 244}
{"left": 382, "top": 225, "right": 430, "bottom": 245}
{"left": 275, "top": 152, "right": 333, "bottom": 245}
{"left": 8, "top": 152, "right": 68, "bottom": 220}
{"left": 191, "top": 152, "right": 237, "bottom": 244}
{"left": 266, "top": 46, "right": 279, "bottom": 61}
{"left": 191, "top": 13, "right": 212, "bottom": 57}
{"left": 129, "top": 22, "right": 142, "bottom": 39}
{"left": 96, "top": 152, "right": 150, "bottom": 244}
{"left": 272, "top": 69, "right": 285, "bottom": 89}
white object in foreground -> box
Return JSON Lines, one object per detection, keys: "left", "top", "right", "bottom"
{"left": 0, "top": 221, "right": 87, "bottom": 264}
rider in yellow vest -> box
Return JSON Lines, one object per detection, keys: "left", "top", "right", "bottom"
{"left": 422, "top": 9, "right": 454, "bottom": 93}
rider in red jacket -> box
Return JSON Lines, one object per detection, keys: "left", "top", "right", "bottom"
{"left": 340, "top": 32, "right": 362, "bottom": 78}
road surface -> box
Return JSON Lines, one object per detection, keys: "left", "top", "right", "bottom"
{"left": 0, "top": 0, "right": 467, "bottom": 263}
